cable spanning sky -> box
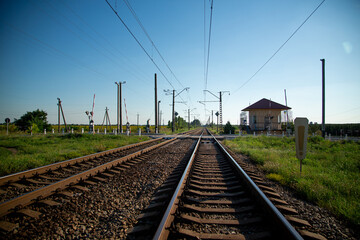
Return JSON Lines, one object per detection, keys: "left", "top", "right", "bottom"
{"left": 0, "top": 0, "right": 359, "bottom": 125}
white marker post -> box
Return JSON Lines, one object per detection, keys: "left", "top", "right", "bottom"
{"left": 295, "top": 118, "right": 308, "bottom": 174}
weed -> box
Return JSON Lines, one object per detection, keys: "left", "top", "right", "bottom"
{"left": 0, "top": 134, "right": 150, "bottom": 177}
{"left": 225, "top": 136, "right": 360, "bottom": 226}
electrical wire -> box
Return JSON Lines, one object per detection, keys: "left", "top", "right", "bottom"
{"left": 60, "top": 0, "right": 151, "bottom": 83}
{"left": 204, "top": 0, "right": 214, "bottom": 91}
{"left": 123, "top": 0, "right": 184, "bottom": 89}
{"left": 122, "top": 0, "right": 195, "bottom": 109}
{"left": 105, "top": 0, "right": 176, "bottom": 90}
{"left": 233, "top": 0, "right": 326, "bottom": 94}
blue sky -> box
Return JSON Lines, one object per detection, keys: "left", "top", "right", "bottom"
{"left": 0, "top": 0, "right": 359, "bottom": 126}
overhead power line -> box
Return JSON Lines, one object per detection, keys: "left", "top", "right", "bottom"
{"left": 204, "top": 0, "right": 214, "bottom": 91}
{"left": 123, "top": 0, "right": 184, "bottom": 89}
{"left": 233, "top": 0, "right": 326, "bottom": 94}
{"left": 122, "top": 0, "right": 194, "bottom": 108}
{"left": 105, "top": 0, "right": 175, "bottom": 90}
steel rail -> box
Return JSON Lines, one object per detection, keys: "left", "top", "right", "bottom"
{"left": 210, "top": 129, "right": 303, "bottom": 240}
{"left": 153, "top": 128, "right": 303, "bottom": 239}
{"left": 0, "top": 137, "right": 163, "bottom": 186}
{"left": 153, "top": 134, "right": 202, "bottom": 240}
{"left": 0, "top": 138, "right": 176, "bottom": 218}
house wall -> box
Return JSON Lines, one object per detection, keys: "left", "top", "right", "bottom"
{"left": 248, "top": 109, "right": 282, "bottom": 130}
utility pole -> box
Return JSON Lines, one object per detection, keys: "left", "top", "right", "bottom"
{"left": 172, "top": 89, "right": 175, "bottom": 133}
{"left": 201, "top": 90, "right": 229, "bottom": 128}
{"left": 155, "top": 74, "right": 158, "bottom": 134}
{"left": 188, "top": 109, "right": 190, "bottom": 130}
{"left": 115, "top": 82, "right": 120, "bottom": 134}
{"left": 212, "top": 110, "right": 214, "bottom": 126}
{"left": 187, "top": 108, "right": 196, "bottom": 130}
{"left": 321, "top": 59, "right": 325, "bottom": 138}
{"left": 102, "top": 107, "right": 111, "bottom": 131}
{"left": 115, "top": 81, "right": 126, "bottom": 134}
{"left": 57, "top": 98, "right": 67, "bottom": 133}
{"left": 165, "top": 87, "right": 189, "bottom": 133}
{"left": 158, "top": 100, "right": 161, "bottom": 133}
{"left": 137, "top": 113, "right": 139, "bottom": 130}
{"left": 58, "top": 98, "right": 60, "bottom": 133}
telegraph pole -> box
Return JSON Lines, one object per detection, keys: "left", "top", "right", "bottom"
{"left": 115, "top": 82, "right": 120, "bottom": 134}
{"left": 117, "top": 81, "right": 125, "bottom": 133}
{"left": 155, "top": 74, "right": 158, "bottom": 134}
{"left": 321, "top": 59, "right": 325, "bottom": 138}
{"left": 137, "top": 113, "right": 139, "bottom": 130}
{"left": 212, "top": 110, "right": 214, "bottom": 126}
{"left": 172, "top": 89, "right": 175, "bottom": 133}
{"left": 102, "top": 107, "right": 111, "bottom": 131}
{"left": 58, "top": 98, "right": 61, "bottom": 133}
{"left": 57, "top": 98, "right": 67, "bottom": 133}
{"left": 188, "top": 109, "right": 190, "bottom": 130}
{"left": 164, "top": 87, "right": 189, "bottom": 133}
{"left": 201, "top": 90, "right": 229, "bottom": 128}
{"left": 158, "top": 100, "right": 161, "bottom": 133}
{"left": 120, "top": 82, "right": 123, "bottom": 133}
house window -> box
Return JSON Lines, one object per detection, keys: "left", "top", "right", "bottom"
{"left": 253, "top": 115, "right": 256, "bottom": 124}
{"left": 278, "top": 114, "right": 281, "bottom": 123}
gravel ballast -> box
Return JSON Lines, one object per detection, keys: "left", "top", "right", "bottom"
{"left": 2, "top": 139, "right": 195, "bottom": 239}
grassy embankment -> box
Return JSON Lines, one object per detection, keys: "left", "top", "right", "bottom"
{"left": 0, "top": 134, "right": 149, "bottom": 177}
{"left": 224, "top": 136, "right": 360, "bottom": 226}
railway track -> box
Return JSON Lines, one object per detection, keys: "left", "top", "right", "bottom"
{"left": 128, "top": 129, "right": 305, "bottom": 239}
{"left": 0, "top": 132, "right": 200, "bottom": 232}
{"left": 1, "top": 128, "right": 326, "bottom": 239}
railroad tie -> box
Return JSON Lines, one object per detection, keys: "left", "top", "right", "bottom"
{"left": 177, "top": 228, "right": 272, "bottom": 240}
{"left": 38, "top": 199, "right": 61, "bottom": 207}
{"left": 0, "top": 221, "right": 18, "bottom": 232}
{"left": 17, "top": 209, "right": 42, "bottom": 218}
{"left": 71, "top": 185, "right": 89, "bottom": 192}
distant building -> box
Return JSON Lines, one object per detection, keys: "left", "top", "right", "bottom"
{"left": 242, "top": 98, "right": 291, "bottom": 131}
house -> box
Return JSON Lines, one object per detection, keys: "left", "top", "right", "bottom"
{"left": 242, "top": 98, "right": 291, "bottom": 131}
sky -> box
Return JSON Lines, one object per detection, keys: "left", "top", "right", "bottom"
{"left": 0, "top": 0, "right": 359, "bottom": 126}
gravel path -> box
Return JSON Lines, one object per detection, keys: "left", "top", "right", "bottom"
{"left": 2, "top": 139, "right": 195, "bottom": 240}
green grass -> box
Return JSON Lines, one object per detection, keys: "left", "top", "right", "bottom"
{"left": 0, "top": 134, "right": 150, "bottom": 177}
{"left": 224, "top": 136, "right": 360, "bottom": 226}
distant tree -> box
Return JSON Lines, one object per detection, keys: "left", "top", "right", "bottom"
{"left": 191, "top": 119, "right": 201, "bottom": 128}
{"left": 168, "top": 116, "right": 188, "bottom": 130}
{"left": 223, "top": 121, "right": 235, "bottom": 134}
{"left": 14, "top": 109, "right": 51, "bottom": 132}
